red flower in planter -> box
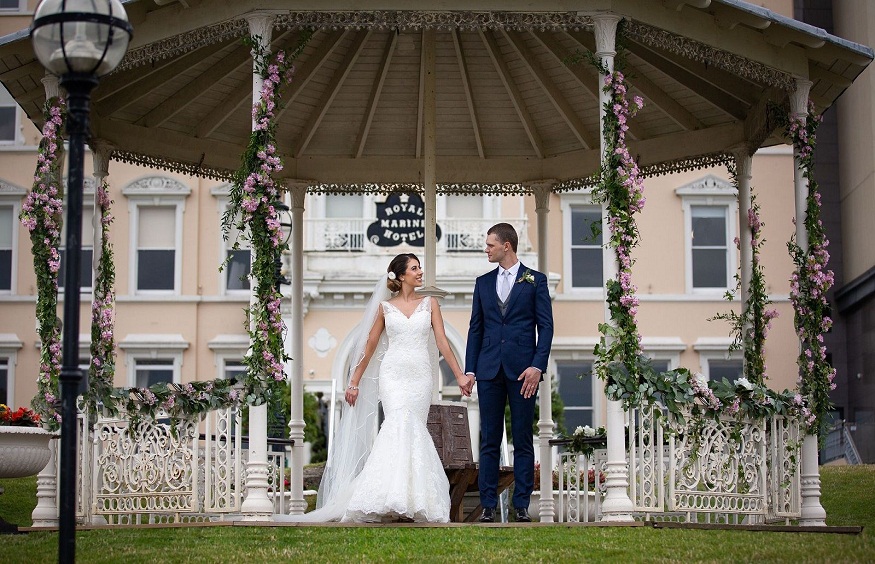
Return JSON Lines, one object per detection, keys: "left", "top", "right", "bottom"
{"left": 0, "top": 404, "right": 42, "bottom": 427}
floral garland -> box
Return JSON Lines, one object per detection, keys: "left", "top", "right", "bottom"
{"left": 84, "top": 179, "right": 117, "bottom": 415}
{"left": 711, "top": 192, "right": 779, "bottom": 386}
{"left": 589, "top": 61, "right": 652, "bottom": 408}
{"left": 19, "top": 97, "right": 66, "bottom": 430}
{"left": 222, "top": 35, "right": 309, "bottom": 406}
{"left": 786, "top": 102, "right": 835, "bottom": 435}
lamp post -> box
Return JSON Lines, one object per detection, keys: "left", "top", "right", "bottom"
{"left": 273, "top": 200, "right": 293, "bottom": 291}
{"left": 30, "top": 2, "right": 131, "bottom": 562}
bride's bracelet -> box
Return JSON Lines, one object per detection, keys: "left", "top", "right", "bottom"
{"left": 347, "top": 385, "right": 359, "bottom": 390}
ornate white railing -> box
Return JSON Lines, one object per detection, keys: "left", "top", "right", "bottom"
{"left": 549, "top": 405, "right": 802, "bottom": 525}
{"left": 304, "top": 218, "right": 530, "bottom": 253}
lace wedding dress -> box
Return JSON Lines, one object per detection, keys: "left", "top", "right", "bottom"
{"left": 280, "top": 295, "right": 450, "bottom": 523}
{"left": 340, "top": 298, "right": 450, "bottom": 522}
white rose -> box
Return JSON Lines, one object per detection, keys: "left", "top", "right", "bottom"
{"left": 736, "top": 377, "right": 753, "bottom": 391}
{"left": 583, "top": 425, "right": 596, "bottom": 437}
{"left": 573, "top": 426, "right": 585, "bottom": 436}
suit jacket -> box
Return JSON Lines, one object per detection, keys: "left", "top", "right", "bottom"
{"left": 465, "top": 263, "right": 553, "bottom": 381}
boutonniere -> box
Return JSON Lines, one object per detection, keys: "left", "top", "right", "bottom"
{"left": 517, "top": 270, "right": 535, "bottom": 285}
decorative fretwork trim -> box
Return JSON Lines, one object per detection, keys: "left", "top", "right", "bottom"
{"left": 116, "top": 19, "right": 249, "bottom": 72}
{"left": 624, "top": 20, "right": 795, "bottom": 91}
{"left": 307, "top": 182, "right": 529, "bottom": 196}
{"left": 111, "top": 150, "right": 235, "bottom": 183}
{"left": 275, "top": 11, "right": 594, "bottom": 32}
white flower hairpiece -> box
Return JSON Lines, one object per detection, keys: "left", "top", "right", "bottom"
{"left": 387, "top": 271, "right": 396, "bottom": 280}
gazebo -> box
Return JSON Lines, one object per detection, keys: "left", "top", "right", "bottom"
{"left": 0, "top": 0, "right": 871, "bottom": 525}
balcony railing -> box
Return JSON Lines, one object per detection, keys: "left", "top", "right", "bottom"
{"left": 304, "top": 218, "right": 530, "bottom": 253}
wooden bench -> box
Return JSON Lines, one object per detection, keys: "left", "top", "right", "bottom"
{"left": 428, "top": 403, "right": 514, "bottom": 522}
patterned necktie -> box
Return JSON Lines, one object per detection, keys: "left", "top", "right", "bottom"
{"left": 499, "top": 270, "right": 512, "bottom": 302}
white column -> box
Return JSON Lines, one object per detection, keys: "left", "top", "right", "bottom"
{"left": 735, "top": 149, "right": 753, "bottom": 370}
{"left": 790, "top": 77, "right": 826, "bottom": 526}
{"left": 423, "top": 29, "right": 437, "bottom": 290}
{"left": 594, "top": 13, "right": 635, "bottom": 523}
{"left": 531, "top": 181, "right": 556, "bottom": 522}
{"left": 240, "top": 12, "right": 275, "bottom": 521}
{"left": 31, "top": 437, "right": 59, "bottom": 527}
{"left": 287, "top": 182, "right": 308, "bottom": 515}
{"left": 31, "top": 72, "right": 61, "bottom": 530}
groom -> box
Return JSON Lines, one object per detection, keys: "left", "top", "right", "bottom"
{"left": 465, "top": 222, "right": 553, "bottom": 523}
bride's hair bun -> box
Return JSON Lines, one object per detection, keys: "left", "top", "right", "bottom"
{"left": 386, "top": 253, "right": 419, "bottom": 292}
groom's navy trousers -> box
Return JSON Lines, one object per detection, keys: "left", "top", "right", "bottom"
{"left": 465, "top": 264, "right": 553, "bottom": 510}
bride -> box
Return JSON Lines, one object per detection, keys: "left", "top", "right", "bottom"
{"left": 282, "top": 253, "right": 473, "bottom": 523}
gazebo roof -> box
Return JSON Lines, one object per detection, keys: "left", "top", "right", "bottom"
{"left": 0, "top": 0, "right": 871, "bottom": 190}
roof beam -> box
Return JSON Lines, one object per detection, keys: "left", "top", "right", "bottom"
{"left": 502, "top": 29, "right": 596, "bottom": 151}
{"left": 293, "top": 30, "right": 371, "bottom": 158}
{"left": 561, "top": 30, "right": 702, "bottom": 132}
{"left": 0, "top": 60, "right": 43, "bottom": 82}
{"left": 354, "top": 31, "right": 397, "bottom": 158}
{"left": 452, "top": 30, "right": 485, "bottom": 159}
{"left": 531, "top": 30, "right": 647, "bottom": 140}
{"left": 199, "top": 29, "right": 345, "bottom": 139}
{"left": 94, "top": 39, "right": 231, "bottom": 116}
{"left": 622, "top": 37, "right": 749, "bottom": 121}
{"left": 478, "top": 29, "right": 543, "bottom": 159}
{"left": 135, "top": 39, "right": 262, "bottom": 128}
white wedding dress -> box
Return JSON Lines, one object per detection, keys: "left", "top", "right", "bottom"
{"left": 280, "top": 296, "right": 450, "bottom": 523}
{"left": 341, "top": 298, "right": 450, "bottom": 522}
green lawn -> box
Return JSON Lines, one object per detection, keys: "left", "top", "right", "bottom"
{"left": 1, "top": 465, "right": 873, "bottom": 563}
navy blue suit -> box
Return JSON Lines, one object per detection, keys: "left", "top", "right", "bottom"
{"left": 466, "top": 264, "right": 553, "bottom": 510}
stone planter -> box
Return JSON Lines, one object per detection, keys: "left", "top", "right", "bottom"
{"left": 0, "top": 427, "right": 55, "bottom": 478}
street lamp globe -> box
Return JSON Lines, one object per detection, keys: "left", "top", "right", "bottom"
{"left": 31, "top": 0, "right": 132, "bottom": 78}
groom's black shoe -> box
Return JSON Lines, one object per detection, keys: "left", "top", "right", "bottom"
{"left": 480, "top": 507, "right": 496, "bottom": 523}
{"left": 514, "top": 507, "right": 532, "bottom": 522}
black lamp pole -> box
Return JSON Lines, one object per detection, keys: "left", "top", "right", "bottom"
{"left": 30, "top": 3, "right": 132, "bottom": 561}
{"left": 56, "top": 72, "right": 98, "bottom": 563}
{"left": 273, "top": 201, "right": 292, "bottom": 292}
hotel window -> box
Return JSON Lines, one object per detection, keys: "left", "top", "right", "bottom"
{"left": 560, "top": 194, "right": 604, "bottom": 293}
{"left": 135, "top": 205, "right": 177, "bottom": 291}
{"left": 0, "top": 1, "right": 24, "bottom": 12}
{"left": 706, "top": 358, "right": 744, "bottom": 385}
{"left": 0, "top": 357, "right": 8, "bottom": 404}
{"left": 556, "top": 359, "right": 596, "bottom": 429}
{"left": 676, "top": 175, "right": 737, "bottom": 294}
{"left": 224, "top": 219, "right": 250, "bottom": 292}
{"left": 135, "top": 358, "right": 175, "bottom": 388}
{"left": 0, "top": 86, "right": 18, "bottom": 144}
{"left": 58, "top": 204, "right": 95, "bottom": 292}
{"left": 119, "top": 333, "right": 188, "bottom": 388}
{"left": 0, "top": 205, "right": 13, "bottom": 291}
{"left": 124, "top": 176, "right": 190, "bottom": 295}
{"left": 690, "top": 205, "right": 730, "bottom": 289}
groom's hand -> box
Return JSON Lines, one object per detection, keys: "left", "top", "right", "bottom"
{"left": 458, "top": 374, "right": 474, "bottom": 397}
{"left": 518, "top": 367, "right": 541, "bottom": 399}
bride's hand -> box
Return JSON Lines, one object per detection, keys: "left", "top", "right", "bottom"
{"left": 345, "top": 386, "right": 359, "bottom": 406}
{"left": 456, "top": 374, "right": 474, "bottom": 397}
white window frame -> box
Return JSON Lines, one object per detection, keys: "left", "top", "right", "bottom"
{"left": 212, "top": 186, "right": 251, "bottom": 296}
{"left": 124, "top": 176, "right": 190, "bottom": 295}
{"left": 676, "top": 174, "right": 738, "bottom": 296}
{"left": 59, "top": 181, "right": 96, "bottom": 294}
{"left": 0, "top": 1, "right": 26, "bottom": 13}
{"left": 693, "top": 337, "right": 742, "bottom": 382}
{"left": 0, "top": 334, "right": 23, "bottom": 406}
{"left": 208, "top": 333, "right": 249, "bottom": 381}
{"left": 0, "top": 85, "right": 21, "bottom": 146}
{"left": 640, "top": 337, "right": 686, "bottom": 373}
{"left": 0, "top": 180, "right": 26, "bottom": 294}
{"left": 560, "top": 192, "right": 604, "bottom": 298}
{"left": 550, "top": 337, "right": 602, "bottom": 429}
{"left": 119, "top": 334, "right": 188, "bottom": 388}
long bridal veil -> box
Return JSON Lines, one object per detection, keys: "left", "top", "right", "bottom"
{"left": 279, "top": 275, "right": 391, "bottom": 522}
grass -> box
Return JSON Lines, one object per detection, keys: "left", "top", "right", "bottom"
{"left": 1, "top": 465, "right": 873, "bottom": 563}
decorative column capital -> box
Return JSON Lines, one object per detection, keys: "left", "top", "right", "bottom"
{"left": 286, "top": 179, "right": 313, "bottom": 209}
{"left": 731, "top": 147, "right": 752, "bottom": 180}
{"left": 245, "top": 12, "right": 275, "bottom": 46}
{"left": 41, "top": 72, "right": 59, "bottom": 100}
{"left": 528, "top": 179, "right": 556, "bottom": 212}
{"left": 90, "top": 141, "right": 113, "bottom": 178}
{"left": 593, "top": 14, "right": 623, "bottom": 58}
{"left": 790, "top": 77, "right": 813, "bottom": 117}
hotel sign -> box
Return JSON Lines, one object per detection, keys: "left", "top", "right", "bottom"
{"left": 367, "top": 193, "right": 442, "bottom": 247}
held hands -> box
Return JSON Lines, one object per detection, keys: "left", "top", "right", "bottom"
{"left": 518, "top": 367, "right": 541, "bottom": 399}
{"left": 456, "top": 373, "right": 475, "bottom": 397}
